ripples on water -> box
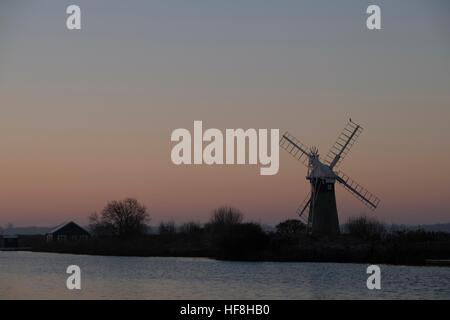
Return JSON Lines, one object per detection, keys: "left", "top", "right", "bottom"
{"left": 0, "top": 252, "right": 449, "bottom": 299}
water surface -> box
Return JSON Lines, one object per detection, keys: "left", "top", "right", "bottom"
{"left": 1, "top": 252, "right": 449, "bottom": 299}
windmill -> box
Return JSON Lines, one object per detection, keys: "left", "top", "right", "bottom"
{"left": 280, "top": 119, "right": 380, "bottom": 236}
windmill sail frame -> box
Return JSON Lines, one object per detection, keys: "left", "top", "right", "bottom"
{"left": 325, "top": 119, "right": 363, "bottom": 170}
{"left": 279, "top": 132, "right": 310, "bottom": 166}
{"left": 336, "top": 171, "right": 380, "bottom": 210}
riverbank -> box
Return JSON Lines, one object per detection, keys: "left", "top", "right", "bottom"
{"left": 18, "top": 231, "right": 450, "bottom": 266}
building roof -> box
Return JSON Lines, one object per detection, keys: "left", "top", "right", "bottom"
{"left": 48, "top": 221, "right": 70, "bottom": 234}
{"left": 47, "top": 221, "right": 90, "bottom": 236}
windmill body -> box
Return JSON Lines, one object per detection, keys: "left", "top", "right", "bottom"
{"left": 280, "top": 119, "right": 380, "bottom": 236}
{"left": 307, "top": 150, "right": 340, "bottom": 235}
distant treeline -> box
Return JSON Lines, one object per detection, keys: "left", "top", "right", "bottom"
{"left": 25, "top": 198, "right": 450, "bottom": 266}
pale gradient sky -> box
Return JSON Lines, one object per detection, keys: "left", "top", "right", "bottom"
{"left": 1, "top": 0, "right": 450, "bottom": 226}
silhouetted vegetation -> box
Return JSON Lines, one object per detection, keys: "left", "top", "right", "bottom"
{"left": 276, "top": 219, "right": 306, "bottom": 237}
{"left": 179, "top": 222, "right": 202, "bottom": 235}
{"left": 89, "top": 198, "right": 150, "bottom": 239}
{"left": 159, "top": 221, "right": 176, "bottom": 235}
{"left": 207, "top": 206, "right": 243, "bottom": 228}
{"left": 202, "top": 207, "right": 267, "bottom": 259}
{"left": 27, "top": 205, "right": 450, "bottom": 266}
{"left": 345, "top": 216, "right": 386, "bottom": 241}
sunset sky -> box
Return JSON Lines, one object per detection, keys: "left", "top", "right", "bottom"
{"left": 1, "top": 0, "right": 449, "bottom": 227}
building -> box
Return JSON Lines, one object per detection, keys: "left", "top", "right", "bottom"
{"left": 1, "top": 235, "right": 19, "bottom": 249}
{"left": 46, "top": 221, "right": 90, "bottom": 242}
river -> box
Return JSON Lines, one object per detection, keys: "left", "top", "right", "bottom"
{"left": 1, "top": 251, "right": 449, "bottom": 299}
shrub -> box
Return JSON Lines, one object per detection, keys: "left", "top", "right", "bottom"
{"left": 159, "top": 221, "right": 176, "bottom": 235}
{"left": 346, "top": 215, "right": 386, "bottom": 240}
{"left": 211, "top": 222, "right": 269, "bottom": 260}
{"left": 179, "top": 222, "right": 203, "bottom": 235}
{"left": 275, "top": 219, "right": 306, "bottom": 236}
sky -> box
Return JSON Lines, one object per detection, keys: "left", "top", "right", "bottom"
{"left": 0, "top": 0, "right": 450, "bottom": 227}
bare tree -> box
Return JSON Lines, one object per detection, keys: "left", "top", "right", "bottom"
{"left": 89, "top": 198, "right": 150, "bottom": 238}
{"left": 209, "top": 206, "right": 243, "bottom": 227}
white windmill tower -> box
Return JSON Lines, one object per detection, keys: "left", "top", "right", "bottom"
{"left": 280, "top": 119, "right": 380, "bottom": 236}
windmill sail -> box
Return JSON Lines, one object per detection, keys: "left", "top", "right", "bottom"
{"left": 325, "top": 119, "right": 363, "bottom": 170}
{"left": 296, "top": 192, "right": 311, "bottom": 225}
{"left": 279, "top": 132, "right": 310, "bottom": 166}
{"left": 336, "top": 171, "right": 380, "bottom": 210}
